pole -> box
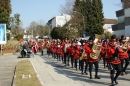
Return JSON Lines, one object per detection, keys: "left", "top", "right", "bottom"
{"left": 83, "top": 16, "right": 85, "bottom": 31}
{"left": 32, "top": 30, "right": 33, "bottom": 38}
{"left": 1, "top": 45, "right": 2, "bottom": 55}
{"left": 73, "top": 11, "right": 85, "bottom": 31}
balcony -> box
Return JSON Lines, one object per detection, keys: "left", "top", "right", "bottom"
{"left": 112, "top": 24, "right": 118, "bottom": 31}
{"left": 125, "top": 17, "right": 130, "bottom": 26}
{"left": 116, "top": 9, "right": 124, "bottom": 17}
{"left": 112, "top": 22, "right": 125, "bottom": 31}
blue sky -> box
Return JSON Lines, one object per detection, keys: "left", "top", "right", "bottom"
{"left": 11, "top": 0, "right": 122, "bottom": 28}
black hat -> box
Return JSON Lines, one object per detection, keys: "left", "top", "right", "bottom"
{"left": 88, "top": 36, "right": 94, "bottom": 41}
{"left": 111, "top": 35, "right": 116, "bottom": 42}
{"left": 121, "top": 35, "right": 126, "bottom": 40}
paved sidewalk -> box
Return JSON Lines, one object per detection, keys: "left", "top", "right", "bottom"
{"left": 0, "top": 54, "right": 28, "bottom": 86}
{"left": 30, "top": 53, "right": 130, "bottom": 86}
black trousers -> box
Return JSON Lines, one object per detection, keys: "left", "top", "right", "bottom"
{"left": 79, "top": 60, "right": 81, "bottom": 69}
{"left": 81, "top": 59, "right": 88, "bottom": 73}
{"left": 120, "top": 58, "right": 129, "bottom": 72}
{"left": 64, "top": 52, "right": 69, "bottom": 64}
{"left": 110, "top": 63, "right": 121, "bottom": 84}
{"left": 74, "top": 59, "right": 78, "bottom": 69}
{"left": 71, "top": 57, "right": 74, "bottom": 67}
{"left": 47, "top": 48, "right": 50, "bottom": 56}
{"left": 41, "top": 49, "right": 43, "bottom": 56}
{"left": 103, "top": 58, "right": 108, "bottom": 68}
{"left": 128, "top": 51, "right": 130, "bottom": 60}
{"left": 33, "top": 47, "right": 36, "bottom": 54}
{"left": 88, "top": 62, "right": 99, "bottom": 77}
{"left": 53, "top": 52, "right": 56, "bottom": 59}
{"left": 56, "top": 53, "right": 61, "bottom": 61}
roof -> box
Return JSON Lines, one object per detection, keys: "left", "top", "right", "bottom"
{"left": 104, "top": 18, "right": 117, "bottom": 24}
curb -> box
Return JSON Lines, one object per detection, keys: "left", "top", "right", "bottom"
{"left": 0, "top": 53, "right": 19, "bottom": 56}
{"left": 11, "top": 65, "right": 17, "bottom": 86}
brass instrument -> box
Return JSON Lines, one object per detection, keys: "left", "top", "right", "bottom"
{"left": 122, "top": 37, "right": 130, "bottom": 52}
{"left": 45, "top": 43, "right": 50, "bottom": 49}
{"left": 79, "top": 49, "right": 86, "bottom": 60}
{"left": 90, "top": 34, "right": 102, "bottom": 59}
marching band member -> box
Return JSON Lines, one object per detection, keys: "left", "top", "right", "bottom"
{"left": 128, "top": 42, "right": 130, "bottom": 60}
{"left": 80, "top": 40, "right": 88, "bottom": 75}
{"left": 56, "top": 42, "right": 61, "bottom": 61}
{"left": 40, "top": 41, "right": 45, "bottom": 56}
{"left": 106, "top": 36, "right": 121, "bottom": 86}
{"left": 101, "top": 40, "right": 108, "bottom": 69}
{"left": 63, "top": 37, "right": 70, "bottom": 66}
{"left": 50, "top": 40, "right": 57, "bottom": 59}
{"left": 69, "top": 41, "right": 76, "bottom": 68}
{"left": 73, "top": 41, "right": 81, "bottom": 70}
{"left": 45, "top": 38, "right": 51, "bottom": 56}
{"left": 59, "top": 42, "right": 64, "bottom": 62}
{"left": 32, "top": 42, "right": 38, "bottom": 54}
{"left": 86, "top": 37, "right": 100, "bottom": 79}
{"left": 118, "top": 35, "right": 129, "bottom": 75}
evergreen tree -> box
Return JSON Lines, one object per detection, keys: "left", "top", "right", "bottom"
{"left": 85, "top": 0, "right": 93, "bottom": 35}
{"left": 73, "top": 0, "right": 104, "bottom": 37}
{"left": 0, "top": 0, "right": 12, "bottom": 30}
{"left": 91, "top": 0, "right": 104, "bottom": 35}
{"left": 73, "top": 0, "right": 86, "bottom": 37}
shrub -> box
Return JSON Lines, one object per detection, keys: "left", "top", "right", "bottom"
{"left": 7, "top": 33, "right": 11, "bottom": 40}
{"left": 102, "top": 32, "right": 113, "bottom": 39}
{"left": 15, "top": 34, "right": 23, "bottom": 41}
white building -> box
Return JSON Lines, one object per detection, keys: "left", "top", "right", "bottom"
{"left": 47, "top": 14, "right": 71, "bottom": 29}
{"left": 103, "top": 18, "right": 117, "bottom": 33}
{"left": 112, "top": 0, "right": 130, "bottom": 37}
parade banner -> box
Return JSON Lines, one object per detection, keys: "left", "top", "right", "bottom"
{"left": 0, "top": 24, "right": 6, "bottom": 44}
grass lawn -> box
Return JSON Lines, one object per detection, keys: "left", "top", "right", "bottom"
{"left": 15, "top": 60, "right": 42, "bottom": 86}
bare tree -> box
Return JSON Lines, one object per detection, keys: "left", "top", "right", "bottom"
{"left": 37, "top": 19, "right": 46, "bottom": 26}
{"left": 28, "top": 21, "right": 38, "bottom": 37}
{"left": 59, "top": 0, "right": 75, "bottom": 15}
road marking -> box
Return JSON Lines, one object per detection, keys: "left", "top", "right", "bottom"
{"left": 29, "top": 58, "right": 44, "bottom": 86}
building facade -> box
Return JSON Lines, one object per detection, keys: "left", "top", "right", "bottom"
{"left": 103, "top": 18, "right": 117, "bottom": 33}
{"left": 47, "top": 14, "right": 71, "bottom": 30}
{"left": 112, "top": 0, "right": 130, "bottom": 37}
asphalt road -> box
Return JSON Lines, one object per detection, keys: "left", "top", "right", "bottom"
{"left": 0, "top": 54, "right": 28, "bottom": 86}
{"left": 0, "top": 52, "right": 130, "bottom": 86}
{"left": 30, "top": 52, "right": 130, "bottom": 86}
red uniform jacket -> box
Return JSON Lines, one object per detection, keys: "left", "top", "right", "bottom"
{"left": 100, "top": 43, "right": 108, "bottom": 58}
{"left": 59, "top": 44, "right": 64, "bottom": 56}
{"left": 82, "top": 45, "right": 88, "bottom": 60}
{"left": 106, "top": 46, "right": 120, "bottom": 64}
{"left": 118, "top": 46, "right": 128, "bottom": 60}
{"left": 50, "top": 44, "right": 56, "bottom": 53}
{"left": 69, "top": 46, "right": 75, "bottom": 58}
{"left": 56, "top": 45, "right": 61, "bottom": 54}
{"left": 73, "top": 45, "right": 81, "bottom": 59}
{"left": 85, "top": 45, "right": 98, "bottom": 62}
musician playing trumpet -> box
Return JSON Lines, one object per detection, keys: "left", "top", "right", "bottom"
{"left": 118, "top": 35, "right": 129, "bottom": 75}
{"left": 106, "top": 36, "right": 121, "bottom": 86}
{"left": 100, "top": 40, "right": 108, "bottom": 69}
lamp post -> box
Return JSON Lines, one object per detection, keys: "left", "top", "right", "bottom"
{"left": 47, "top": 23, "right": 51, "bottom": 39}
{"left": 73, "top": 11, "right": 85, "bottom": 31}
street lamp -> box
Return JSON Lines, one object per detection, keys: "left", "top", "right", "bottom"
{"left": 73, "top": 11, "right": 85, "bottom": 32}
{"left": 47, "top": 23, "right": 51, "bottom": 39}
